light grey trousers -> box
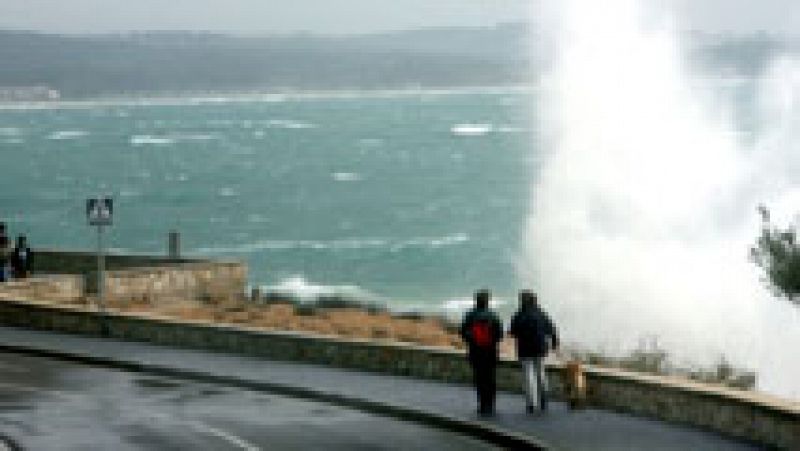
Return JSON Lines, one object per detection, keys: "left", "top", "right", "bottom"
{"left": 521, "top": 357, "right": 547, "bottom": 409}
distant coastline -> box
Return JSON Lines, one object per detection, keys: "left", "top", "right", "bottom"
{"left": 0, "top": 85, "right": 535, "bottom": 109}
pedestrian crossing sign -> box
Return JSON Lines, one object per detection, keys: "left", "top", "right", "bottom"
{"left": 87, "top": 198, "right": 113, "bottom": 226}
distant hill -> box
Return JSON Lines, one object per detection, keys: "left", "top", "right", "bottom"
{"left": 0, "top": 25, "right": 791, "bottom": 99}
{"left": 0, "top": 24, "right": 532, "bottom": 98}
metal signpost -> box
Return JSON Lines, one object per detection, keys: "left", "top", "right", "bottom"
{"left": 86, "top": 197, "right": 113, "bottom": 311}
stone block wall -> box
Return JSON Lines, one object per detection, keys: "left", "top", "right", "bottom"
{"left": 29, "top": 249, "right": 246, "bottom": 305}
{"left": 104, "top": 262, "right": 247, "bottom": 304}
{"left": 585, "top": 367, "right": 798, "bottom": 449}
{"left": 0, "top": 275, "right": 84, "bottom": 303}
{"left": 0, "top": 298, "right": 795, "bottom": 449}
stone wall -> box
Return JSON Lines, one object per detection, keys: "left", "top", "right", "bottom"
{"left": 0, "top": 298, "right": 795, "bottom": 449}
{"left": 29, "top": 249, "right": 246, "bottom": 304}
{"left": 104, "top": 262, "right": 247, "bottom": 304}
{"left": 0, "top": 275, "right": 84, "bottom": 304}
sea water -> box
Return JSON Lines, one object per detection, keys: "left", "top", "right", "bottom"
{"left": 0, "top": 89, "right": 533, "bottom": 312}
{"left": 1, "top": 78, "right": 798, "bottom": 397}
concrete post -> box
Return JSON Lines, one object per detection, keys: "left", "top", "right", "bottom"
{"left": 168, "top": 230, "right": 180, "bottom": 259}
{"left": 250, "top": 286, "right": 262, "bottom": 304}
{"left": 96, "top": 224, "right": 105, "bottom": 312}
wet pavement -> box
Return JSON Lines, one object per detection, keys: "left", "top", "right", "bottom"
{"left": 0, "top": 326, "right": 763, "bottom": 450}
{"left": 0, "top": 352, "right": 496, "bottom": 450}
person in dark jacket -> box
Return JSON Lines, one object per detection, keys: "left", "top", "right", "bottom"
{"left": 10, "top": 235, "right": 33, "bottom": 279}
{"left": 0, "top": 223, "right": 9, "bottom": 282}
{"left": 509, "top": 290, "right": 558, "bottom": 413}
{"left": 460, "top": 289, "right": 504, "bottom": 416}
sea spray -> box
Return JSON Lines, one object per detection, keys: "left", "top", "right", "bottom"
{"left": 524, "top": 0, "right": 800, "bottom": 398}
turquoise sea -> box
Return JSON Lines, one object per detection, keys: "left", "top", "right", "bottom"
{"left": 0, "top": 88, "right": 534, "bottom": 312}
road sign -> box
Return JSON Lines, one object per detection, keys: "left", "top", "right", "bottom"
{"left": 86, "top": 197, "right": 113, "bottom": 313}
{"left": 87, "top": 198, "right": 113, "bottom": 226}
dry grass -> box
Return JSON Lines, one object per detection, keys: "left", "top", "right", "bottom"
{"left": 100, "top": 299, "right": 468, "bottom": 350}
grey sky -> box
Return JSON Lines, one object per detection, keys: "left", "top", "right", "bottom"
{"left": 0, "top": 0, "right": 530, "bottom": 35}
{"left": 0, "top": 0, "right": 797, "bottom": 35}
{"left": 669, "top": 0, "right": 800, "bottom": 35}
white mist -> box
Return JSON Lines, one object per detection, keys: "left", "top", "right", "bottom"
{"left": 524, "top": 0, "right": 800, "bottom": 399}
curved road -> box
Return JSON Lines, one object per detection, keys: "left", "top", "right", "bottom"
{"left": 0, "top": 327, "right": 763, "bottom": 450}
{"left": 0, "top": 353, "right": 495, "bottom": 450}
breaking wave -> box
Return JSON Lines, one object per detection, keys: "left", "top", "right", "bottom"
{"left": 451, "top": 123, "right": 492, "bottom": 136}
{"left": 524, "top": 0, "right": 800, "bottom": 398}
{"left": 192, "top": 233, "right": 470, "bottom": 255}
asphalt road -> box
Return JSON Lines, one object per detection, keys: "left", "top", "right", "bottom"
{"left": 0, "top": 352, "right": 496, "bottom": 450}
{"left": 0, "top": 326, "right": 763, "bottom": 450}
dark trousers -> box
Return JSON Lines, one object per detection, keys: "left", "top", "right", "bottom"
{"left": 471, "top": 359, "right": 497, "bottom": 414}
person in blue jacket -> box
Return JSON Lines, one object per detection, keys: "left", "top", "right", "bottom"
{"left": 0, "top": 223, "right": 9, "bottom": 282}
{"left": 509, "top": 290, "right": 559, "bottom": 413}
{"left": 10, "top": 235, "right": 33, "bottom": 279}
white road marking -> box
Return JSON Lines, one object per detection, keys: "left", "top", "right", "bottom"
{"left": 151, "top": 412, "right": 262, "bottom": 451}
{"left": 0, "top": 382, "right": 76, "bottom": 400}
{"left": 0, "top": 378, "right": 262, "bottom": 450}
{"left": 186, "top": 421, "right": 263, "bottom": 451}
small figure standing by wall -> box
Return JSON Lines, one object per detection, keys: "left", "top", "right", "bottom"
{"left": 509, "top": 290, "right": 559, "bottom": 414}
{"left": 11, "top": 235, "right": 33, "bottom": 279}
{"left": 0, "top": 223, "right": 10, "bottom": 282}
{"left": 460, "top": 289, "right": 504, "bottom": 416}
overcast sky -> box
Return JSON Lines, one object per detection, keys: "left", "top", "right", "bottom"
{"left": 0, "top": 0, "right": 797, "bottom": 35}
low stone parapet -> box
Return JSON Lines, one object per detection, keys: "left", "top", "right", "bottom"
{"left": 0, "top": 297, "right": 794, "bottom": 449}
{"left": 0, "top": 275, "right": 84, "bottom": 303}
{"left": 30, "top": 249, "right": 246, "bottom": 305}
{"left": 104, "top": 261, "right": 246, "bottom": 305}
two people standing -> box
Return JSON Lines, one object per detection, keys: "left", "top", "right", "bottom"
{"left": 0, "top": 222, "right": 33, "bottom": 282}
{"left": 460, "top": 289, "right": 558, "bottom": 416}
{"left": 11, "top": 235, "right": 33, "bottom": 279}
{"left": 0, "top": 223, "right": 9, "bottom": 282}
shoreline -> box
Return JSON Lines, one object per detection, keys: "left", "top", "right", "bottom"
{"left": 0, "top": 85, "right": 535, "bottom": 110}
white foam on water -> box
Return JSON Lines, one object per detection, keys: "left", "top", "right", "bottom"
{"left": 332, "top": 172, "right": 361, "bottom": 182}
{"left": 118, "top": 189, "right": 141, "bottom": 198}
{"left": 497, "top": 126, "right": 526, "bottom": 134}
{"left": 246, "top": 214, "right": 269, "bottom": 224}
{"left": 450, "top": 123, "right": 492, "bottom": 136}
{"left": 129, "top": 135, "right": 175, "bottom": 146}
{"left": 218, "top": 187, "right": 239, "bottom": 197}
{"left": 192, "top": 233, "right": 470, "bottom": 256}
{"left": 259, "top": 275, "right": 380, "bottom": 303}
{"left": 525, "top": 0, "right": 800, "bottom": 399}
{"left": 171, "top": 132, "right": 220, "bottom": 141}
{"left": 0, "top": 127, "right": 22, "bottom": 136}
{"left": 0, "top": 87, "right": 532, "bottom": 114}
{"left": 266, "top": 119, "right": 316, "bottom": 129}
{"left": 47, "top": 130, "right": 89, "bottom": 140}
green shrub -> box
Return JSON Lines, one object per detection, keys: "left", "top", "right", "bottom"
{"left": 750, "top": 205, "right": 800, "bottom": 304}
